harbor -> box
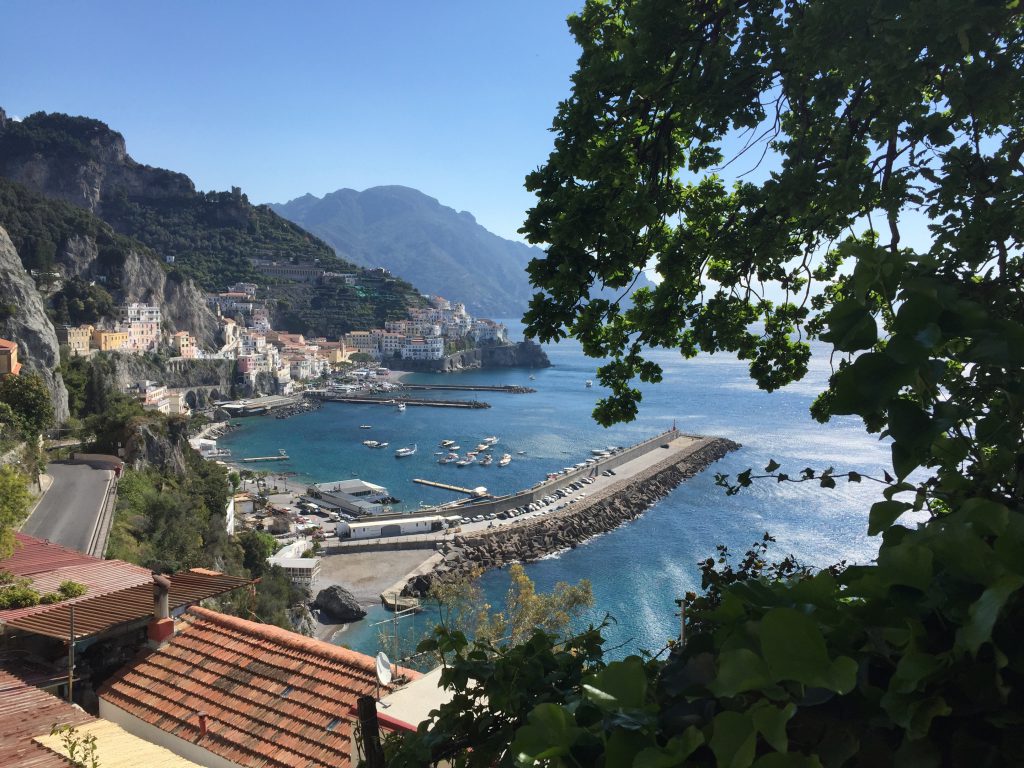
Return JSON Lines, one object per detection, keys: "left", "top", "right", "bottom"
{"left": 317, "top": 394, "right": 491, "bottom": 409}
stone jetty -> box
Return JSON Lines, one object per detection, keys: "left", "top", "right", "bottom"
{"left": 401, "top": 436, "right": 740, "bottom": 597}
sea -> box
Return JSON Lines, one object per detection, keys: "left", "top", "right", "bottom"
{"left": 218, "top": 320, "right": 892, "bottom": 660}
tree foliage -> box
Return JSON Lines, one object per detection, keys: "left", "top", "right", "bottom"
{"left": 0, "top": 372, "right": 55, "bottom": 439}
{"left": 0, "top": 465, "right": 31, "bottom": 559}
{"left": 393, "top": 0, "right": 1024, "bottom": 765}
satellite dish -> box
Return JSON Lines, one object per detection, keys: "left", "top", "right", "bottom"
{"left": 376, "top": 652, "right": 393, "bottom": 686}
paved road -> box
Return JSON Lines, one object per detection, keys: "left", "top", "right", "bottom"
{"left": 22, "top": 462, "right": 112, "bottom": 553}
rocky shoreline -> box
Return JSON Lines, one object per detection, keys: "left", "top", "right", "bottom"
{"left": 402, "top": 436, "right": 741, "bottom": 597}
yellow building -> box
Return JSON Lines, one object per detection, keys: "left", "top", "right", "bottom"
{"left": 171, "top": 331, "right": 198, "bottom": 359}
{"left": 92, "top": 329, "right": 130, "bottom": 352}
{"left": 57, "top": 324, "right": 93, "bottom": 356}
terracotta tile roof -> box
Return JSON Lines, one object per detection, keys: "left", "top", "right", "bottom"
{"left": 3, "top": 571, "right": 252, "bottom": 640}
{"left": 99, "top": 606, "right": 421, "bottom": 768}
{"left": 0, "top": 668, "right": 92, "bottom": 767}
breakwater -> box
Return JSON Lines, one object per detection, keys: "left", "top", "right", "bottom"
{"left": 320, "top": 395, "right": 491, "bottom": 409}
{"left": 401, "top": 436, "right": 740, "bottom": 596}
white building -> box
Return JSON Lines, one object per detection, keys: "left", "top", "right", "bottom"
{"left": 338, "top": 512, "right": 461, "bottom": 540}
{"left": 401, "top": 335, "right": 445, "bottom": 360}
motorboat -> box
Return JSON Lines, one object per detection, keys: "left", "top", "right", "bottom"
{"left": 362, "top": 440, "right": 380, "bottom": 448}
{"left": 585, "top": 380, "right": 593, "bottom": 388}
{"left": 480, "top": 454, "right": 493, "bottom": 466}
{"left": 359, "top": 424, "right": 372, "bottom": 429}
{"left": 475, "top": 443, "right": 489, "bottom": 452}
{"left": 395, "top": 444, "right": 417, "bottom": 458}
{"left": 498, "top": 453, "right": 512, "bottom": 467}
{"left": 396, "top": 402, "right": 406, "bottom": 411}
{"left": 482, "top": 436, "right": 498, "bottom": 445}
{"left": 438, "top": 453, "right": 459, "bottom": 464}
{"left": 372, "top": 442, "right": 389, "bottom": 449}
{"left": 440, "top": 439, "right": 456, "bottom": 448}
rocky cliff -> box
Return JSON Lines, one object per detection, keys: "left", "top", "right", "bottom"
{"left": 390, "top": 340, "right": 551, "bottom": 373}
{"left": 0, "top": 109, "right": 194, "bottom": 215}
{"left": 0, "top": 226, "right": 69, "bottom": 422}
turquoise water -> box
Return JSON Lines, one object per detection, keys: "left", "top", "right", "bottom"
{"left": 219, "top": 323, "right": 891, "bottom": 658}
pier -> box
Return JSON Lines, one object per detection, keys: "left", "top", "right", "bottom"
{"left": 319, "top": 395, "right": 490, "bottom": 409}
{"left": 400, "top": 383, "right": 535, "bottom": 394}
{"left": 412, "top": 478, "right": 486, "bottom": 496}
{"left": 241, "top": 452, "right": 290, "bottom": 462}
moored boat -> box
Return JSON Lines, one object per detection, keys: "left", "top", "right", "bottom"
{"left": 395, "top": 443, "right": 417, "bottom": 458}
{"left": 498, "top": 453, "right": 512, "bottom": 467}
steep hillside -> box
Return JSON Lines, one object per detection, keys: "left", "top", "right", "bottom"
{"left": 0, "top": 178, "right": 220, "bottom": 348}
{"left": 0, "top": 109, "right": 426, "bottom": 339}
{"left": 272, "top": 186, "right": 540, "bottom": 316}
{"left": 0, "top": 109, "right": 338, "bottom": 290}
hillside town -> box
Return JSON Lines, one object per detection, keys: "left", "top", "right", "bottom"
{"left": 53, "top": 280, "right": 509, "bottom": 399}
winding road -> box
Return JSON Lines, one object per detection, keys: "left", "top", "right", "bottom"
{"left": 22, "top": 462, "right": 114, "bottom": 554}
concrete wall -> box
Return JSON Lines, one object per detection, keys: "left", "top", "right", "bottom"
{"left": 99, "top": 699, "right": 242, "bottom": 768}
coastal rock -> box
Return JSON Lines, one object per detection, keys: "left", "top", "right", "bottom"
{"left": 391, "top": 340, "right": 551, "bottom": 373}
{"left": 0, "top": 226, "right": 70, "bottom": 423}
{"left": 313, "top": 585, "right": 367, "bottom": 623}
{"left": 289, "top": 604, "right": 317, "bottom": 637}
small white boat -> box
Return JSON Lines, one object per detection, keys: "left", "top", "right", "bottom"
{"left": 449, "top": 444, "right": 460, "bottom": 451}
{"left": 482, "top": 436, "right": 498, "bottom": 445}
{"left": 498, "top": 453, "right": 512, "bottom": 467}
{"left": 529, "top": 375, "right": 536, "bottom": 380}
{"left": 517, "top": 451, "right": 527, "bottom": 455}
{"left": 440, "top": 439, "right": 456, "bottom": 448}
{"left": 395, "top": 443, "right": 417, "bottom": 458}
{"left": 362, "top": 440, "right": 379, "bottom": 448}
{"left": 396, "top": 402, "right": 406, "bottom": 412}
{"left": 455, "top": 457, "right": 474, "bottom": 467}
{"left": 585, "top": 380, "right": 593, "bottom": 388}
{"left": 438, "top": 453, "right": 459, "bottom": 464}
{"left": 373, "top": 442, "right": 389, "bottom": 449}
{"left": 359, "top": 424, "right": 372, "bottom": 429}
{"left": 480, "top": 454, "right": 493, "bottom": 466}
{"left": 475, "top": 443, "right": 489, "bottom": 452}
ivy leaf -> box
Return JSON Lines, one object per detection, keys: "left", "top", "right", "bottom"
{"left": 868, "top": 500, "right": 912, "bottom": 536}
{"left": 846, "top": 471, "right": 861, "bottom": 483}
{"left": 707, "top": 648, "right": 773, "bottom": 698}
{"left": 760, "top": 608, "right": 856, "bottom": 693}
{"left": 750, "top": 701, "right": 796, "bottom": 753}
{"left": 753, "top": 754, "right": 824, "bottom": 768}
{"left": 634, "top": 727, "right": 705, "bottom": 768}
{"left": 510, "top": 703, "right": 582, "bottom": 764}
{"left": 583, "top": 656, "right": 648, "bottom": 710}
{"left": 709, "top": 711, "right": 757, "bottom": 768}
{"left": 955, "top": 573, "right": 1024, "bottom": 654}
{"left": 821, "top": 299, "right": 878, "bottom": 351}
{"left": 764, "top": 459, "right": 781, "bottom": 473}
{"left": 819, "top": 474, "right": 836, "bottom": 489}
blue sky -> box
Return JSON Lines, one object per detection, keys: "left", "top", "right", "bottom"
{"left": 2, "top": 1, "right": 584, "bottom": 241}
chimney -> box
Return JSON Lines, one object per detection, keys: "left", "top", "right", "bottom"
{"left": 147, "top": 574, "right": 174, "bottom": 647}
{"left": 196, "top": 710, "right": 208, "bottom": 738}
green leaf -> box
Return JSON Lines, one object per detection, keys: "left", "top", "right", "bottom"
{"left": 634, "top": 728, "right": 704, "bottom": 768}
{"left": 750, "top": 702, "right": 796, "bottom": 752}
{"left": 821, "top": 299, "right": 877, "bottom": 351}
{"left": 753, "top": 754, "right": 824, "bottom": 768}
{"left": 868, "top": 500, "right": 911, "bottom": 536}
{"left": 510, "top": 703, "right": 582, "bottom": 764}
{"left": 583, "top": 657, "right": 648, "bottom": 710}
{"left": 764, "top": 459, "right": 781, "bottom": 473}
{"left": 707, "top": 648, "right": 773, "bottom": 697}
{"left": 956, "top": 573, "right": 1024, "bottom": 654}
{"left": 760, "top": 608, "right": 856, "bottom": 693}
{"left": 709, "top": 711, "right": 757, "bottom": 768}
{"left": 889, "top": 652, "right": 944, "bottom": 694}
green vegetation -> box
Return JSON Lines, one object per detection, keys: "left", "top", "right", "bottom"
{"left": 49, "top": 723, "right": 100, "bottom": 768}
{"left": 0, "top": 465, "right": 32, "bottom": 559}
{"left": 50, "top": 277, "right": 115, "bottom": 325}
{"left": 0, "top": 372, "right": 54, "bottom": 440}
{"left": 0, "top": 567, "right": 87, "bottom": 610}
{"left": 389, "top": 1, "right": 1024, "bottom": 765}
{"left": 0, "top": 177, "right": 150, "bottom": 290}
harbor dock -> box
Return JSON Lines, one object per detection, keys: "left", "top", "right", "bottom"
{"left": 400, "top": 383, "right": 535, "bottom": 394}
{"left": 319, "top": 395, "right": 490, "bottom": 409}
{"left": 412, "top": 478, "right": 485, "bottom": 496}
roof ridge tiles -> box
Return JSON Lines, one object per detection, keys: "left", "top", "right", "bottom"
{"left": 185, "top": 606, "right": 401, "bottom": 674}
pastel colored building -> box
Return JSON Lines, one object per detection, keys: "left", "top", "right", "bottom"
{"left": 57, "top": 324, "right": 93, "bottom": 357}
{"left": 0, "top": 338, "right": 21, "bottom": 376}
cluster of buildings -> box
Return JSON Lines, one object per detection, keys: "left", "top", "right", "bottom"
{"left": 52, "top": 282, "right": 509, "bottom": 397}
{"left": 0, "top": 533, "right": 449, "bottom": 768}
{"left": 343, "top": 296, "right": 508, "bottom": 363}
{"left": 57, "top": 303, "right": 202, "bottom": 360}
